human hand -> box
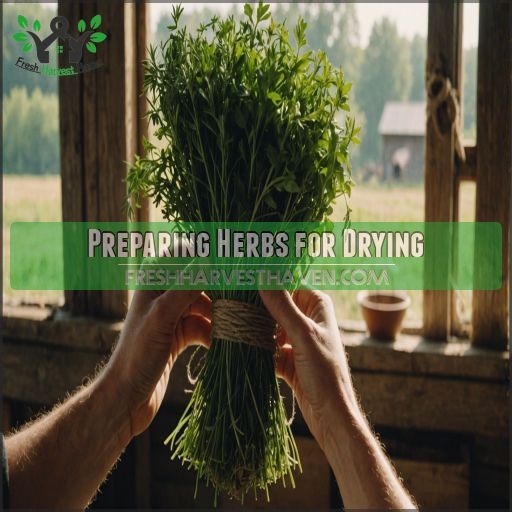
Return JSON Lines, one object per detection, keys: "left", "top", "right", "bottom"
{"left": 259, "top": 289, "right": 360, "bottom": 450}
{"left": 103, "top": 290, "right": 211, "bottom": 438}
{"left": 261, "top": 289, "right": 416, "bottom": 509}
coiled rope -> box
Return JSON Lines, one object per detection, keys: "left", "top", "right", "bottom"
{"left": 426, "top": 57, "right": 466, "bottom": 162}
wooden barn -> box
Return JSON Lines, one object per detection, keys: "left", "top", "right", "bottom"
{"left": 379, "top": 101, "right": 426, "bottom": 182}
{"left": 2, "top": 2, "right": 510, "bottom": 510}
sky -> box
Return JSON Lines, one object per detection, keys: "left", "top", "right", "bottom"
{"left": 149, "top": 2, "right": 479, "bottom": 49}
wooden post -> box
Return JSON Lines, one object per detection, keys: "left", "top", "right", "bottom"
{"left": 126, "top": 3, "right": 152, "bottom": 506}
{"left": 135, "top": 0, "right": 150, "bottom": 223}
{"left": 472, "top": 2, "right": 511, "bottom": 349}
{"left": 59, "top": 1, "right": 140, "bottom": 317}
{"left": 423, "top": 3, "right": 463, "bottom": 340}
{"left": 59, "top": 2, "right": 87, "bottom": 316}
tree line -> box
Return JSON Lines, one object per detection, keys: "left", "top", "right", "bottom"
{"left": 3, "top": 3, "right": 476, "bottom": 175}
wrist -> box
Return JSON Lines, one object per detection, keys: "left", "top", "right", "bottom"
{"left": 321, "top": 399, "right": 369, "bottom": 468}
{"left": 93, "top": 369, "right": 134, "bottom": 447}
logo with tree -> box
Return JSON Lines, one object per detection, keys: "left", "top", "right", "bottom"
{"left": 12, "top": 14, "right": 107, "bottom": 64}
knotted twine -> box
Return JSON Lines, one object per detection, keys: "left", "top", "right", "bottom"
{"left": 426, "top": 57, "right": 466, "bottom": 162}
{"left": 211, "top": 299, "right": 296, "bottom": 424}
{"left": 212, "top": 299, "right": 277, "bottom": 352}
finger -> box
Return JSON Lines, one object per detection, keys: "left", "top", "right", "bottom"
{"left": 292, "top": 289, "right": 335, "bottom": 326}
{"left": 184, "top": 293, "right": 212, "bottom": 320}
{"left": 276, "top": 325, "right": 288, "bottom": 347}
{"left": 176, "top": 315, "right": 212, "bottom": 355}
{"left": 259, "top": 290, "right": 309, "bottom": 338}
{"left": 275, "top": 344, "right": 296, "bottom": 389}
{"left": 131, "top": 289, "right": 161, "bottom": 311}
{"left": 155, "top": 290, "right": 204, "bottom": 323}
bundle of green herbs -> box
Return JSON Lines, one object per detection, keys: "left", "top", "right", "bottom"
{"left": 128, "top": 2, "right": 358, "bottom": 502}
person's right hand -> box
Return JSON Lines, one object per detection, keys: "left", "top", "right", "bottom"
{"left": 259, "top": 289, "right": 360, "bottom": 450}
{"left": 260, "top": 290, "right": 417, "bottom": 509}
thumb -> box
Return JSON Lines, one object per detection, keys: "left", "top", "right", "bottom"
{"left": 154, "top": 290, "right": 204, "bottom": 324}
{"left": 259, "top": 290, "right": 310, "bottom": 341}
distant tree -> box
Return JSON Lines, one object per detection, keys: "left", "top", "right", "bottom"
{"left": 409, "top": 34, "right": 426, "bottom": 101}
{"left": 271, "top": 3, "right": 360, "bottom": 83}
{"left": 3, "top": 3, "right": 58, "bottom": 95}
{"left": 153, "top": 5, "right": 240, "bottom": 46}
{"left": 357, "top": 18, "right": 412, "bottom": 164}
{"left": 463, "top": 46, "right": 477, "bottom": 140}
{"left": 3, "top": 87, "right": 60, "bottom": 174}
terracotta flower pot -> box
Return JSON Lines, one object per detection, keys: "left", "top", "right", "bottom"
{"left": 357, "top": 291, "right": 411, "bottom": 341}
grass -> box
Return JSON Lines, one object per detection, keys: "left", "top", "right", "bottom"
{"left": 3, "top": 175, "right": 63, "bottom": 305}
{"left": 3, "top": 175, "right": 475, "bottom": 323}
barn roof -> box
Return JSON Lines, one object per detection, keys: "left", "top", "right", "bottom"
{"left": 378, "top": 101, "right": 426, "bottom": 136}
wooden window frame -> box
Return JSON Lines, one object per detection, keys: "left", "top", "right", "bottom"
{"left": 56, "top": 2, "right": 510, "bottom": 348}
{"left": 423, "top": 2, "right": 510, "bottom": 350}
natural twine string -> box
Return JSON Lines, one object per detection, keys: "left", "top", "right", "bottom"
{"left": 426, "top": 57, "right": 466, "bottom": 162}
{"left": 212, "top": 299, "right": 277, "bottom": 352}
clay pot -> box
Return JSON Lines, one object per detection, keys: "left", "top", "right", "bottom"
{"left": 357, "top": 291, "right": 410, "bottom": 341}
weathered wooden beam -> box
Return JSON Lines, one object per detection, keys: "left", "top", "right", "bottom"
{"left": 93, "top": 0, "right": 129, "bottom": 318}
{"left": 423, "top": 2, "right": 463, "bottom": 340}
{"left": 342, "top": 332, "right": 508, "bottom": 382}
{"left": 58, "top": 2, "right": 87, "bottom": 316}
{"left": 134, "top": 431, "right": 151, "bottom": 508}
{"left": 472, "top": 2, "right": 511, "bottom": 350}
{"left": 457, "top": 145, "right": 477, "bottom": 181}
{"left": 2, "top": 342, "right": 105, "bottom": 405}
{"left": 2, "top": 307, "right": 120, "bottom": 353}
{"left": 351, "top": 371, "right": 508, "bottom": 438}
{"left": 393, "top": 458, "right": 469, "bottom": 509}
{"left": 135, "top": 0, "right": 150, "bottom": 223}
{"left": 124, "top": 4, "right": 151, "bottom": 506}
{"left": 3, "top": 308, "right": 508, "bottom": 381}
{"left": 58, "top": 1, "right": 138, "bottom": 318}
{"left": 2, "top": 334, "right": 508, "bottom": 438}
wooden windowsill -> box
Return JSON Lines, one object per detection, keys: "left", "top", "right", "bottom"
{"left": 2, "top": 304, "right": 508, "bottom": 383}
{"left": 3, "top": 304, "right": 508, "bottom": 437}
{"left": 342, "top": 330, "right": 508, "bottom": 382}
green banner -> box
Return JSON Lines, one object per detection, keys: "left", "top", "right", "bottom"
{"left": 10, "top": 222, "right": 502, "bottom": 291}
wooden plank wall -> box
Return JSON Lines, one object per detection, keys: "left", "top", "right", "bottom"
{"left": 2, "top": 328, "right": 509, "bottom": 507}
{"left": 472, "top": 2, "right": 511, "bottom": 349}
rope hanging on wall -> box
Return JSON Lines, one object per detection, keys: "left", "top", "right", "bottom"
{"left": 426, "top": 57, "right": 466, "bottom": 162}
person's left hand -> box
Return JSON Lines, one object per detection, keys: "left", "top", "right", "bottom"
{"left": 103, "top": 290, "right": 211, "bottom": 437}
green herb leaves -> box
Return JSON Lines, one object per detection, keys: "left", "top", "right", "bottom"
{"left": 129, "top": 2, "right": 358, "bottom": 225}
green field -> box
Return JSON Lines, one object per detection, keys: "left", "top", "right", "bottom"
{"left": 3, "top": 175, "right": 475, "bottom": 323}
{"left": 4, "top": 175, "right": 63, "bottom": 305}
